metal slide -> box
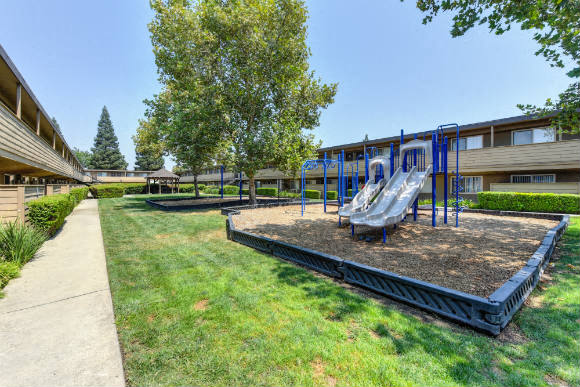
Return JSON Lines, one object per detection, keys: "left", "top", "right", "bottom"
{"left": 349, "top": 140, "right": 432, "bottom": 228}
{"left": 338, "top": 156, "right": 389, "bottom": 218}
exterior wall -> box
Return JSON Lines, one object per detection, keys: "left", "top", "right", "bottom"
{"left": 490, "top": 182, "right": 580, "bottom": 194}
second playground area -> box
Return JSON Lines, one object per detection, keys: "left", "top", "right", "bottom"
{"left": 231, "top": 204, "right": 558, "bottom": 298}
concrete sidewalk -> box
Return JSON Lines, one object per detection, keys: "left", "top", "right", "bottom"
{"left": 0, "top": 199, "right": 125, "bottom": 387}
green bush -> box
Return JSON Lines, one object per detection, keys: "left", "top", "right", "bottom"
{"left": 70, "top": 187, "right": 89, "bottom": 203}
{"left": 477, "top": 191, "right": 580, "bottom": 214}
{"left": 89, "top": 184, "right": 125, "bottom": 198}
{"left": 242, "top": 189, "right": 249, "bottom": 195}
{"left": 223, "top": 185, "right": 240, "bottom": 195}
{"left": 303, "top": 189, "right": 321, "bottom": 199}
{"left": 256, "top": 187, "right": 277, "bottom": 196}
{"left": 27, "top": 194, "right": 75, "bottom": 235}
{"left": 0, "top": 261, "right": 20, "bottom": 290}
{"left": 326, "top": 191, "right": 338, "bottom": 200}
{"left": 0, "top": 221, "right": 48, "bottom": 265}
{"left": 280, "top": 190, "right": 300, "bottom": 198}
{"left": 123, "top": 184, "right": 147, "bottom": 195}
{"left": 179, "top": 184, "right": 206, "bottom": 193}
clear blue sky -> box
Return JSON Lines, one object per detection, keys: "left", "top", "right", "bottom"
{"left": 0, "top": 1, "right": 571, "bottom": 169}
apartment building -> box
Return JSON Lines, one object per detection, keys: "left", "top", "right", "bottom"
{"left": 0, "top": 45, "right": 90, "bottom": 222}
{"left": 85, "top": 169, "right": 152, "bottom": 183}
{"left": 193, "top": 114, "right": 580, "bottom": 200}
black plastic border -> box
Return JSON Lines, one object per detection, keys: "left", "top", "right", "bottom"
{"left": 226, "top": 202, "right": 569, "bottom": 335}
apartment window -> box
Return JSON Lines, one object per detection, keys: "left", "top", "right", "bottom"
{"left": 511, "top": 174, "right": 555, "bottom": 184}
{"left": 110, "top": 172, "right": 123, "bottom": 177}
{"left": 512, "top": 128, "right": 555, "bottom": 145}
{"left": 451, "top": 135, "right": 483, "bottom": 151}
{"left": 451, "top": 176, "right": 482, "bottom": 193}
{"left": 97, "top": 172, "right": 107, "bottom": 177}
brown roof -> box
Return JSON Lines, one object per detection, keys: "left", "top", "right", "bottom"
{"left": 147, "top": 168, "right": 179, "bottom": 179}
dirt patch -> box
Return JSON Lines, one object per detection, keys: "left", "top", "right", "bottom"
{"left": 194, "top": 299, "right": 209, "bottom": 311}
{"left": 311, "top": 358, "right": 336, "bottom": 387}
{"left": 232, "top": 204, "right": 557, "bottom": 297}
{"left": 497, "top": 322, "right": 529, "bottom": 344}
{"left": 544, "top": 374, "right": 569, "bottom": 387}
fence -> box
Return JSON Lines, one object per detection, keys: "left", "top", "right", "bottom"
{"left": 0, "top": 184, "right": 86, "bottom": 223}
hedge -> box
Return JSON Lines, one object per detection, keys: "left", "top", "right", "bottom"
{"left": 27, "top": 188, "right": 87, "bottom": 236}
{"left": 477, "top": 191, "right": 580, "bottom": 214}
{"left": 242, "top": 188, "right": 249, "bottom": 195}
{"left": 70, "top": 187, "right": 89, "bottom": 203}
{"left": 90, "top": 185, "right": 125, "bottom": 198}
{"left": 326, "top": 191, "right": 338, "bottom": 200}
{"left": 257, "top": 187, "right": 277, "bottom": 196}
{"left": 223, "top": 185, "right": 240, "bottom": 195}
{"left": 179, "top": 184, "right": 206, "bottom": 193}
{"left": 303, "top": 189, "right": 321, "bottom": 199}
{"left": 123, "top": 184, "right": 147, "bottom": 194}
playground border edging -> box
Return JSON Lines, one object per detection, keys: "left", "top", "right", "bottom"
{"left": 225, "top": 202, "right": 569, "bottom": 335}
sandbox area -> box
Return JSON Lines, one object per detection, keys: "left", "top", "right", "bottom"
{"left": 231, "top": 204, "right": 558, "bottom": 297}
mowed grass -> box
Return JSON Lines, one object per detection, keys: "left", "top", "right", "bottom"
{"left": 99, "top": 196, "right": 580, "bottom": 386}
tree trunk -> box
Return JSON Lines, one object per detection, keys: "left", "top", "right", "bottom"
{"left": 249, "top": 176, "right": 257, "bottom": 205}
{"left": 194, "top": 174, "right": 200, "bottom": 198}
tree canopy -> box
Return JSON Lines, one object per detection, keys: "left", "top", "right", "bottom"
{"left": 412, "top": 0, "right": 579, "bottom": 133}
{"left": 148, "top": 0, "right": 336, "bottom": 202}
{"left": 88, "top": 106, "right": 128, "bottom": 169}
{"left": 73, "top": 148, "right": 92, "bottom": 168}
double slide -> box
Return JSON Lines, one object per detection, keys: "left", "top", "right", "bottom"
{"left": 340, "top": 140, "right": 433, "bottom": 228}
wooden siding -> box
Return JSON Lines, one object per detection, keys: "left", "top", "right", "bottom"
{"left": 0, "top": 103, "right": 89, "bottom": 182}
{"left": 490, "top": 182, "right": 580, "bottom": 194}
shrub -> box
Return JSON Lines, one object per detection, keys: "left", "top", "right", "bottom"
{"left": 89, "top": 184, "right": 125, "bottom": 198}
{"left": 303, "top": 189, "right": 321, "bottom": 199}
{"left": 242, "top": 189, "right": 249, "bottom": 195}
{"left": 223, "top": 185, "right": 240, "bottom": 195}
{"left": 179, "top": 184, "right": 206, "bottom": 193}
{"left": 279, "top": 190, "right": 300, "bottom": 198}
{"left": 70, "top": 187, "right": 89, "bottom": 204}
{"left": 0, "top": 261, "right": 20, "bottom": 289}
{"left": 123, "top": 184, "right": 147, "bottom": 195}
{"left": 477, "top": 191, "right": 580, "bottom": 214}
{"left": 27, "top": 194, "right": 75, "bottom": 235}
{"left": 256, "top": 187, "right": 277, "bottom": 196}
{"left": 326, "top": 191, "right": 338, "bottom": 200}
{"left": 0, "top": 221, "right": 48, "bottom": 265}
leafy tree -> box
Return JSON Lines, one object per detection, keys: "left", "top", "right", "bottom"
{"left": 73, "top": 147, "right": 92, "bottom": 168}
{"left": 51, "top": 117, "right": 60, "bottom": 131}
{"left": 88, "top": 106, "right": 128, "bottom": 169}
{"left": 135, "top": 90, "right": 228, "bottom": 197}
{"left": 412, "top": 0, "right": 579, "bottom": 133}
{"left": 134, "top": 134, "right": 165, "bottom": 172}
{"left": 149, "top": 0, "right": 337, "bottom": 203}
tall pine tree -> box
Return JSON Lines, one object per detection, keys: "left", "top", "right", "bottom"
{"left": 134, "top": 149, "right": 164, "bottom": 171}
{"left": 88, "top": 106, "right": 128, "bottom": 169}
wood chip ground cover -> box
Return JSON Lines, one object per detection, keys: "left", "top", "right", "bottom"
{"left": 232, "top": 204, "right": 558, "bottom": 297}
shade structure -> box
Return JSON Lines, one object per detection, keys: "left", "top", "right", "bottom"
{"left": 146, "top": 168, "right": 180, "bottom": 194}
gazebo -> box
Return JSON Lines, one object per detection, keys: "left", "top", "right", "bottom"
{"left": 146, "top": 168, "right": 180, "bottom": 194}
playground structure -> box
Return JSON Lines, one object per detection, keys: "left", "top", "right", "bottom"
{"left": 300, "top": 124, "right": 465, "bottom": 241}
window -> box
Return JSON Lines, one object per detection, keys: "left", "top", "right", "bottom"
{"left": 451, "top": 176, "right": 482, "bottom": 193}
{"left": 512, "top": 128, "right": 555, "bottom": 145}
{"left": 511, "top": 174, "right": 555, "bottom": 184}
{"left": 451, "top": 135, "right": 483, "bottom": 151}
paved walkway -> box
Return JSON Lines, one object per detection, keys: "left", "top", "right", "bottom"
{"left": 0, "top": 199, "right": 125, "bottom": 386}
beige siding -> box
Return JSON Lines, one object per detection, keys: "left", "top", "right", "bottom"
{"left": 0, "top": 103, "right": 89, "bottom": 182}
{"left": 490, "top": 182, "right": 580, "bottom": 194}
{"left": 0, "top": 185, "right": 18, "bottom": 222}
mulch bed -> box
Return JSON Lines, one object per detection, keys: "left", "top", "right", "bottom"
{"left": 154, "top": 196, "right": 289, "bottom": 208}
{"left": 231, "top": 204, "right": 558, "bottom": 298}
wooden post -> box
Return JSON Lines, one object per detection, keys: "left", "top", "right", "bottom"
{"left": 36, "top": 109, "right": 41, "bottom": 135}
{"left": 490, "top": 125, "right": 494, "bottom": 147}
{"left": 52, "top": 131, "right": 56, "bottom": 149}
{"left": 16, "top": 186, "right": 25, "bottom": 223}
{"left": 16, "top": 83, "right": 22, "bottom": 118}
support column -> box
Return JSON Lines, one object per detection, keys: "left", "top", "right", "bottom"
{"left": 36, "top": 109, "right": 41, "bottom": 135}
{"left": 16, "top": 83, "right": 22, "bottom": 118}
{"left": 490, "top": 125, "right": 494, "bottom": 147}
{"left": 52, "top": 132, "right": 56, "bottom": 149}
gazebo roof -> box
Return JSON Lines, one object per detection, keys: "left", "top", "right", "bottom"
{"left": 147, "top": 168, "right": 180, "bottom": 179}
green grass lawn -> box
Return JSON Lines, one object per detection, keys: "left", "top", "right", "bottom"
{"left": 99, "top": 195, "right": 579, "bottom": 386}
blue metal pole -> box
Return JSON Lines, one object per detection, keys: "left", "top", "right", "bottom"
{"left": 382, "top": 227, "right": 386, "bottom": 243}
{"left": 432, "top": 132, "right": 436, "bottom": 227}
{"left": 323, "top": 152, "right": 327, "bottom": 213}
{"left": 341, "top": 150, "right": 345, "bottom": 206}
{"left": 443, "top": 137, "right": 448, "bottom": 225}
{"left": 337, "top": 153, "right": 341, "bottom": 207}
{"left": 220, "top": 165, "right": 224, "bottom": 199}
{"left": 400, "top": 130, "right": 406, "bottom": 172}
{"left": 389, "top": 143, "right": 394, "bottom": 177}
{"left": 346, "top": 164, "right": 350, "bottom": 198}
{"left": 301, "top": 166, "right": 305, "bottom": 216}
{"left": 239, "top": 172, "right": 242, "bottom": 201}
{"left": 456, "top": 125, "right": 460, "bottom": 228}
{"left": 364, "top": 151, "right": 369, "bottom": 183}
